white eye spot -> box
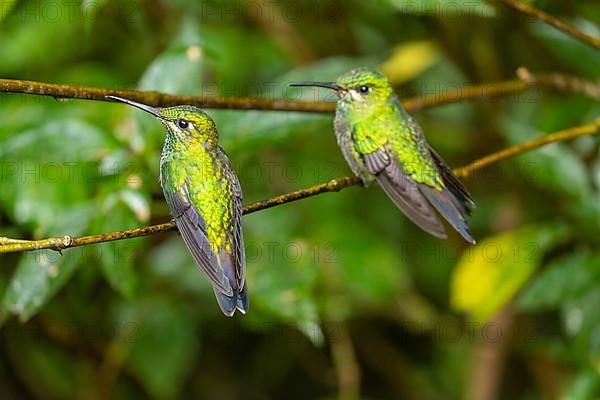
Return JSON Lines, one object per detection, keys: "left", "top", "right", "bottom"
{"left": 349, "top": 90, "right": 362, "bottom": 101}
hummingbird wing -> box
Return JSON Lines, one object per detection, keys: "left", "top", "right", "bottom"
{"left": 427, "top": 146, "right": 475, "bottom": 215}
{"left": 418, "top": 146, "right": 476, "bottom": 244}
{"left": 363, "top": 148, "right": 448, "bottom": 239}
{"left": 361, "top": 104, "right": 475, "bottom": 243}
{"left": 163, "top": 184, "right": 234, "bottom": 296}
{"left": 213, "top": 160, "right": 248, "bottom": 314}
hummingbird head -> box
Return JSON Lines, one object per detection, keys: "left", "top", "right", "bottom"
{"left": 106, "top": 96, "right": 218, "bottom": 147}
{"left": 290, "top": 67, "right": 394, "bottom": 109}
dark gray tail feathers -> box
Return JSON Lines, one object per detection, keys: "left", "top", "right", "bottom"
{"left": 213, "top": 286, "right": 248, "bottom": 317}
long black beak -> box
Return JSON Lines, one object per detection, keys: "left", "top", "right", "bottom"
{"left": 106, "top": 95, "right": 161, "bottom": 117}
{"left": 289, "top": 82, "right": 341, "bottom": 92}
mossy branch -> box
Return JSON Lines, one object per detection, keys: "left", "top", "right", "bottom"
{"left": 0, "top": 69, "right": 597, "bottom": 115}
{"left": 2, "top": 118, "right": 599, "bottom": 254}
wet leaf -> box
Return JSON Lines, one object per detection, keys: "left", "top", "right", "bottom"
{"left": 2, "top": 249, "right": 84, "bottom": 322}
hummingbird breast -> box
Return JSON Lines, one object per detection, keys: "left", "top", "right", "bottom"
{"left": 334, "top": 111, "right": 375, "bottom": 186}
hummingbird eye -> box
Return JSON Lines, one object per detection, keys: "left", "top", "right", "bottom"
{"left": 177, "top": 119, "right": 189, "bottom": 129}
{"left": 358, "top": 85, "right": 371, "bottom": 94}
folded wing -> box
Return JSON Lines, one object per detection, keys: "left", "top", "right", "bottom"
{"left": 364, "top": 149, "right": 447, "bottom": 239}
{"left": 166, "top": 176, "right": 249, "bottom": 315}
{"left": 364, "top": 146, "right": 475, "bottom": 243}
{"left": 163, "top": 185, "right": 234, "bottom": 296}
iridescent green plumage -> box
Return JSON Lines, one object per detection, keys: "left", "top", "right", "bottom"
{"left": 107, "top": 96, "right": 247, "bottom": 316}
{"left": 291, "top": 68, "right": 475, "bottom": 243}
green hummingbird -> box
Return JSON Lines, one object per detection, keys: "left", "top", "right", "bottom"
{"left": 107, "top": 96, "right": 248, "bottom": 316}
{"left": 290, "top": 68, "right": 475, "bottom": 243}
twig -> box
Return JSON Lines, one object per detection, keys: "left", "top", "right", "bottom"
{"left": 498, "top": 0, "right": 600, "bottom": 49}
{"left": 0, "top": 237, "right": 31, "bottom": 245}
{"left": 466, "top": 306, "right": 513, "bottom": 400}
{"left": 453, "top": 117, "right": 600, "bottom": 178}
{"left": 405, "top": 69, "right": 600, "bottom": 111}
{"left": 0, "top": 70, "right": 597, "bottom": 115}
{"left": 516, "top": 67, "right": 600, "bottom": 100}
{"left": 0, "top": 78, "right": 333, "bottom": 113}
{"left": 0, "top": 177, "right": 361, "bottom": 253}
{"left": 328, "top": 322, "right": 361, "bottom": 400}
{"left": 2, "top": 118, "right": 599, "bottom": 254}
{"left": 403, "top": 79, "right": 525, "bottom": 111}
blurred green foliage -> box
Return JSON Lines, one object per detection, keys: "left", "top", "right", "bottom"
{"left": 0, "top": 0, "right": 599, "bottom": 398}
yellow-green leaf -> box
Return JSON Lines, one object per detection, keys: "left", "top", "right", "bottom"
{"left": 450, "top": 223, "right": 568, "bottom": 323}
{"left": 379, "top": 41, "right": 439, "bottom": 84}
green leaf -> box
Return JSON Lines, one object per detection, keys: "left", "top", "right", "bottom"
{"left": 114, "top": 296, "right": 198, "bottom": 399}
{"left": 246, "top": 234, "right": 321, "bottom": 329}
{"left": 566, "top": 287, "right": 600, "bottom": 363}
{"left": 5, "top": 323, "right": 92, "bottom": 397}
{"left": 320, "top": 217, "right": 403, "bottom": 311}
{"left": 562, "top": 367, "right": 600, "bottom": 400}
{"left": 0, "top": 0, "right": 18, "bottom": 24}
{"left": 501, "top": 120, "right": 592, "bottom": 201}
{"left": 148, "top": 235, "right": 210, "bottom": 296}
{"left": 215, "top": 56, "right": 378, "bottom": 152}
{"left": 450, "top": 223, "right": 569, "bottom": 323}
{"left": 2, "top": 248, "right": 84, "bottom": 322}
{"left": 0, "top": 0, "right": 85, "bottom": 75}
{"left": 531, "top": 20, "right": 600, "bottom": 78}
{"left": 522, "top": 145, "right": 591, "bottom": 200}
{"left": 200, "top": 24, "right": 290, "bottom": 86}
{"left": 386, "top": 0, "right": 496, "bottom": 17}
{"left": 92, "top": 189, "right": 149, "bottom": 298}
{"left": 0, "top": 118, "right": 109, "bottom": 161}
{"left": 0, "top": 118, "right": 111, "bottom": 235}
{"left": 518, "top": 250, "right": 600, "bottom": 311}
{"left": 138, "top": 19, "right": 204, "bottom": 94}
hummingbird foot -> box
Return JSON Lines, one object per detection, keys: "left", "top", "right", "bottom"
{"left": 359, "top": 175, "right": 375, "bottom": 188}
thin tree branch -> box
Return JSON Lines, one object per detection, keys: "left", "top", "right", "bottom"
{"left": 516, "top": 68, "right": 600, "bottom": 100}
{"left": 466, "top": 306, "right": 513, "bottom": 400}
{"left": 0, "top": 176, "right": 362, "bottom": 253}
{"left": 0, "top": 70, "right": 597, "bottom": 114}
{"left": 453, "top": 117, "right": 600, "bottom": 178}
{"left": 0, "top": 238, "right": 31, "bottom": 245}
{"left": 2, "top": 118, "right": 599, "bottom": 254}
{"left": 498, "top": 0, "right": 600, "bottom": 49}
{"left": 329, "top": 321, "right": 361, "bottom": 399}
{"left": 0, "top": 78, "right": 333, "bottom": 113}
